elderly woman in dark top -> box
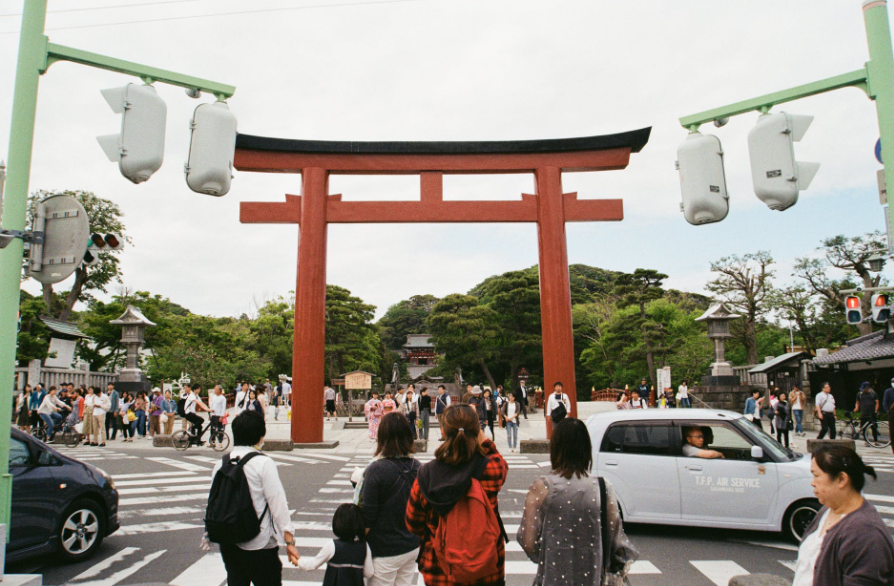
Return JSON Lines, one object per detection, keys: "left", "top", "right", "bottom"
{"left": 360, "top": 412, "right": 421, "bottom": 586}
{"left": 792, "top": 445, "right": 894, "bottom": 586}
{"left": 518, "top": 418, "right": 637, "bottom": 586}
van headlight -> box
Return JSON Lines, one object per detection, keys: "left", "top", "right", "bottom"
{"left": 96, "top": 467, "right": 116, "bottom": 490}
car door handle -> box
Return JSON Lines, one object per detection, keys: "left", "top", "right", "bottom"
{"left": 605, "top": 460, "right": 618, "bottom": 467}
{"left": 685, "top": 465, "right": 703, "bottom": 472}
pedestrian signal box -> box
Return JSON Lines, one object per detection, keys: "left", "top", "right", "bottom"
{"left": 845, "top": 295, "right": 863, "bottom": 325}
{"left": 871, "top": 293, "right": 890, "bottom": 323}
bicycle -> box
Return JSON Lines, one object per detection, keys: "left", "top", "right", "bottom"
{"left": 32, "top": 413, "right": 80, "bottom": 447}
{"left": 840, "top": 412, "right": 891, "bottom": 449}
{"left": 172, "top": 419, "right": 229, "bottom": 452}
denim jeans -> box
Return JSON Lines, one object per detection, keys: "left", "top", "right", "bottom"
{"left": 506, "top": 421, "right": 518, "bottom": 448}
{"left": 39, "top": 412, "right": 60, "bottom": 438}
{"left": 793, "top": 409, "right": 804, "bottom": 433}
{"left": 136, "top": 411, "right": 147, "bottom": 437}
{"left": 680, "top": 397, "right": 691, "bottom": 408}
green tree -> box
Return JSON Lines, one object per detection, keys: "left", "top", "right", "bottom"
{"left": 27, "top": 190, "right": 130, "bottom": 322}
{"left": 613, "top": 268, "right": 668, "bottom": 387}
{"left": 427, "top": 294, "right": 501, "bottom": 390}
{"left": 706, "top": 252, "right": 775, "bottom": 365}
{"left": 247, "top": 295, "right": 295, "bottom": 378}
{"left": 325, "top": 285, "right": 382, "bottom": 383}
{"left": 377, "top": 294, "right": 440, "bottom": 349}
{"left": 16, "top": 292, "right": 54, "bottom": 363}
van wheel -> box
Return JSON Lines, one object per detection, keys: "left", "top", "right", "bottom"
{"left": 58, "top": 499, "right": 105, "bottom": 561}
{"left": 783, "top": 499, "right": 820, "bottom": 542}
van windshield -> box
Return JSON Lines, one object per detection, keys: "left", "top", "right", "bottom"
{"left": 732, "top": 417, "right": 793, "bottom": 461}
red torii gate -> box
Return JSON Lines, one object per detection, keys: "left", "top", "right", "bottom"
{"left": 236, "top": 129, "right": 651, "bottom": 444}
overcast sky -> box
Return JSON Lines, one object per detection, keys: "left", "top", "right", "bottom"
{"left": 0, "top": 0, "right": 891, "bottom": 320}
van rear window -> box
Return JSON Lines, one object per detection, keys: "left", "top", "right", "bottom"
{"left": 601, "top": 424, "right": 673, "bottom": 456}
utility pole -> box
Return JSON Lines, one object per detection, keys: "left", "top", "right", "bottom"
{"left": 679, "top": 0, "right": 894, "bottom": 237}
{"left": 0, "top": 0, "right": 234, "bottom": 541}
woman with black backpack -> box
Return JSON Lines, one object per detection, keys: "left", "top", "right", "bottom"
{"left": 518, "top": 418, "right": 638, "bottom": 586}
{"left": 360, "top": 412, "right": 421, "bottom": 586}
{"left": 406, "top": 403, "right": 508, "bottom": 586}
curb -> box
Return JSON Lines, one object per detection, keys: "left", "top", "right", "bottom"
{"left": 293, "top": 441, "right": 340, "bottom": 450}
{"left": 806, "top": 438, "right": 856, "bottom": 453}
{"left": 519, "top": 439, "right": 550, "bottom": 454}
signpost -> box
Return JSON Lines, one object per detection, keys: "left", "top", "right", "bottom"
{"left": 343, "top": 371, "right": 373, "bottom": 422}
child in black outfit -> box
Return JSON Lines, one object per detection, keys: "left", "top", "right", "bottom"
{"left": 295, "top": 503, "right": 373, "bottom": 586}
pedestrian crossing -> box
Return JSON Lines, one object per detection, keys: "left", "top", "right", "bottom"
{"left": 55, "top": 446, "right": 138, "bottom": 461}
{"left": 55, "top": 451, "right": 894, "bottom": 586}
{"left": 860, "top": 450, "right": 894, "bottom": 473}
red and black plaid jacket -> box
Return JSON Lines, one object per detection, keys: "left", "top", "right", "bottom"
{"left": 405, "top": 439, "right": 509, "bottom": 586}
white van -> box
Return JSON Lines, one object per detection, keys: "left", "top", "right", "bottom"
{"left": 586, "top": 408, "right": 820, "bottom": 541}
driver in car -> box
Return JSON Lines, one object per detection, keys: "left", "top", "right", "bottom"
{"left": 682, "top": 426, "right": 725, "bottom": 459}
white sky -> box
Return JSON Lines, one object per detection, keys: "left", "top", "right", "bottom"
{"left": 1, "top": 0, "right": 891, "bottom": 319}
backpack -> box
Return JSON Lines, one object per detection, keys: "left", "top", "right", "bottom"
{"left": 432, "top": 476, "right": 504, "bottom": 582}
{"left": 550, "top": 394, "right": 567, "bottom": 423}
{"left": 205, "top": 452, "right": 269, "bottom": 544}
{"left": 176, "top": 397, "right": 187, "bottom": 417}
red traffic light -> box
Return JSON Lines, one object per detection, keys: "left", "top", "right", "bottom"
{"left": 874, "top": 294, "right": 889, "bottom": 307}
{"left": 845, "top": 296, "right": 861, "bottom": 309}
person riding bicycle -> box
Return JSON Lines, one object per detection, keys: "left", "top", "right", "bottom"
{"left": 184, "top": 383, "right": 211, "bottom": 445}
{"left": 37, "top": 386, "right": 70, "bottom": 440}
{"left": 854, "top": 381, "right": 880, "bottom": 444}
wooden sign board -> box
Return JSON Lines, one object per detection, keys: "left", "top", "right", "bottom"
{"left": 331, "top": 378, "right": 345, "bottom": 385}
{"left": 344, "top": 372, "right": 372, "bottom": 390}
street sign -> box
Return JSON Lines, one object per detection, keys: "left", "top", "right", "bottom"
{"left": 28, "top": 195, "right": 90, "bottom": 285}
{"left": 876, "top": 138, "right": 883, "bottom": 164}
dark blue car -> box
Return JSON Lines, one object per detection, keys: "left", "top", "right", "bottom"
{"left": 7, "top": 428, "right": 119, "bottom": 563}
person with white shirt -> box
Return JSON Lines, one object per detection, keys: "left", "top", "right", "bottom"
{"left": 629, "top": 389, "right": 648, "bottom": 410}
{"left": 235, "top": 382, "right": 250, "bottom": 415}
{"left": 184, "top": 384, "right": 210, "bottom": 445}
{"left": 209, "top": 385, "right": 228, "bottom": 446}
{"left": 212, "top": 410, "right": 299, "bottom": 584}
{"left": 294, "top": 503, "right": 374, "bottom": 584}
{"left": 324, "top": 386, "right": 338, "bottom": 421}
{"left": 38, "top": 387, "right": 69, "bottom": 440}
{"left": 815, "top": 382, "right": 837, "bottom": 440}
{"left": 546, "top": 382, "right": 572, "bottom": 424}
{"left": 282, "top": 379, "right": 291, "bottom": 407}
{"left": 89, "top": 388, "right": 110, "bottom": 447}
{"left": 677, "top": 380, "right": 691, "bottom": 408}
{"left": 502, "top": 393, "right": 521, "bottom": 452}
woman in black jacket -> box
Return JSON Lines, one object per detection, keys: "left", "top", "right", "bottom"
{"left": 774, "top": 392, "right": 792, "bottom": 448}
{"left": 483, "top": 388, "right": 497, "bottom": 441}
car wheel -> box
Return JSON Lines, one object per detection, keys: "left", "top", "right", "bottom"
{"left": 58, "top": 499, "right": 104, "bottom": 561}
{"left": 783, "top": 499, "right": 820, "bottom": 542}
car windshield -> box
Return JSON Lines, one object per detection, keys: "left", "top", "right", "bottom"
{"left": 732, "top": 417, "right": 794, "bottom": 461}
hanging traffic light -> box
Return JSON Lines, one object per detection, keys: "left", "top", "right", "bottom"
{"left": 97, "top": 83, "right": 167, "bottom": 184}
{"left": 845, "top": 295, "right": 863, "bottom": 325}
{"left": 81, "top": 233, "right": 124, "bottom": 268}
{"left": 184, "top": 101, "right": 237, "bottom": 196}
{"left": 747, "top": 111, "right": 820, "bottom": 211}
{"left": 871, "top": 293, "right": 890, "bottom": 323}
{"left": 676, "top": 132, "right": 730, "bottom": 225}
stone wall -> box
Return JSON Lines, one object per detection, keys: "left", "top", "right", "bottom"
{"left": 690, "top": 385, "right": 754, "bottom": 412}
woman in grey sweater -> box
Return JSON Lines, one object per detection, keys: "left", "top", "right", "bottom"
{"left": 518, "top": 418, "right": 637, "bottom": 586}
{"left": 792, "top": 445, "right": 893, "bottom": 586}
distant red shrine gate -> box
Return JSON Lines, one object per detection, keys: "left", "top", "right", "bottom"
{"left": 236, "top": 129, "right": 651, "bottom": 444}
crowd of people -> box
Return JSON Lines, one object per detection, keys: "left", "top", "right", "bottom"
{"left": 208, "top": 399, "right": 893, "bottom": 586}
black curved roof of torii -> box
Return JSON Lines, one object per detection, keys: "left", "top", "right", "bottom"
{"left": 235, "top": 127, "right": 651, "bottom": 155}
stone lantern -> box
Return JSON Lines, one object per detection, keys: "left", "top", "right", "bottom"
{"left": 695, "top": 302, "right": 741, "bottom": 384}
{"left": 110, "top": 305, "right": 156, "bottom": 395}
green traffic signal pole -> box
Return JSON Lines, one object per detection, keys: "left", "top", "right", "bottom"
{"left": 679, "top": 0, "right": 894, "bottom": 244}
{"left": 0, "top": 0, "right": 235, "bottom": 534}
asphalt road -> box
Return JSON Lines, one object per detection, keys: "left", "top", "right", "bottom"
{"left": 10, "top": 441, "right": 894, "bottom": 586}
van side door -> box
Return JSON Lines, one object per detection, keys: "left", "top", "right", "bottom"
{"left": 599, "top": 422, "right": 681, "bottom": 521}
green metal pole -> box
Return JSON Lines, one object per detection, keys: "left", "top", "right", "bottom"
{"left": 0, "top": 0, "right": 48, "bottom": 532}
{"left": 863, "top": 0, "right": 894, "bottom": 252}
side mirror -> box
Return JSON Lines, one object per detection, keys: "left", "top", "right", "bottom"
{"left": 751, "top": 445, "right": 764, "bottom": 461}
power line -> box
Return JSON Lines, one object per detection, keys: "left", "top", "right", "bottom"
{"left": 0, "top": 0, "right": 208, "bottom": 18}
{"left": 0, "top": 0, "right": 420, "bottom": 34}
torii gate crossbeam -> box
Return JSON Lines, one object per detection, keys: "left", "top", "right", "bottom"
{"left": 236, "top": 129, "right": 651, "bottom": 444}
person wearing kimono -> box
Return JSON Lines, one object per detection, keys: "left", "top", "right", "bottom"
{"left": 364, "top": 391, "right": 384, "bottom": 441}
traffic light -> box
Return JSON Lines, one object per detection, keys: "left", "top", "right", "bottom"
{"left": 82, "top": 233, "right": 123, "bottom": 268}
{"left": 871, "top": 293, "right": 890, "bottom": 323}
{"left": 747, "top": 111, "right": 820, "bottom": 211}
{"left": 845, "top": 295, "right": 863, "bottom": 325}
{"left": 184, "top": 101, "right": 237, "bottom": 196}
{"left": 97, "top": 83, "right": 167, "bottom": 184}
{"left": 676, "top": 132, "right": 730, "bottom": 225}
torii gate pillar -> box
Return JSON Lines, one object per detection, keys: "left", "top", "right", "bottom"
{"left": 236, "top": 129, "right": 651, "bottom": 443}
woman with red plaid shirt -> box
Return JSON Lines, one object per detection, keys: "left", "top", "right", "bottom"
{"left": 405, "top": 403, "right": 508, "bottom": 586}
